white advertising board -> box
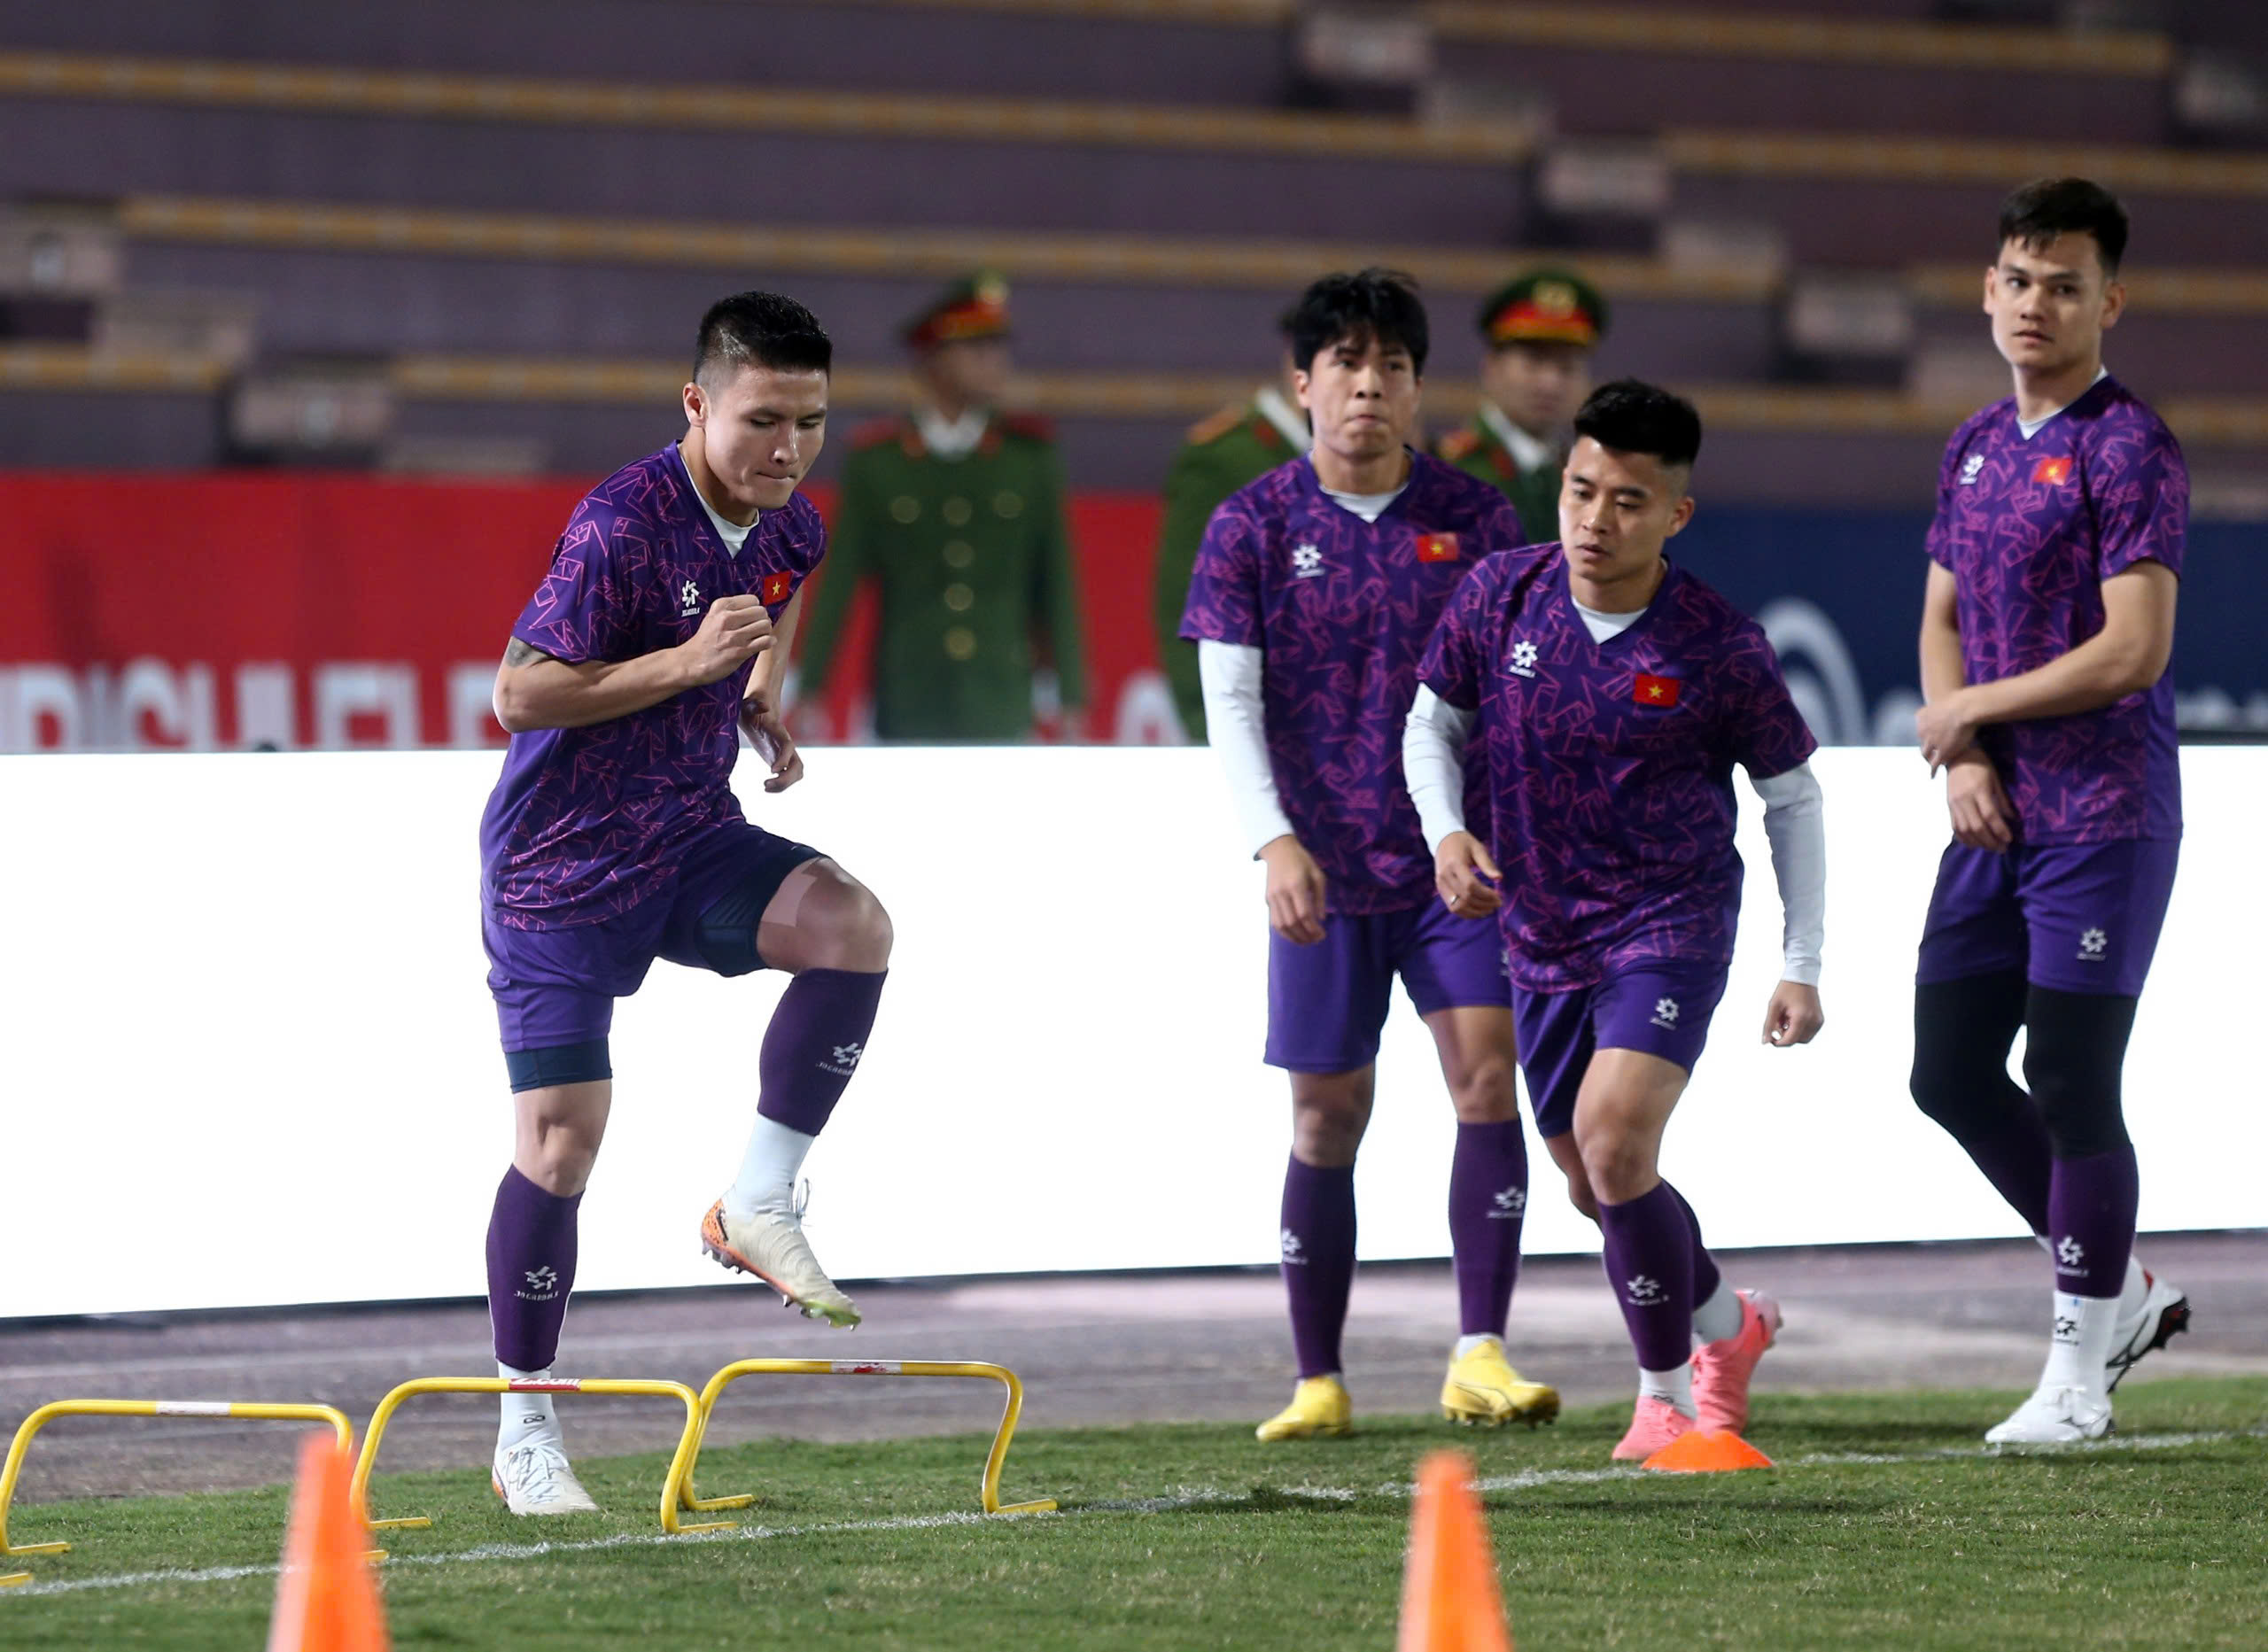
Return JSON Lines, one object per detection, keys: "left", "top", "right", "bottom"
{"left": 0, "top": 746, "right": 2259, "bottom": 1318}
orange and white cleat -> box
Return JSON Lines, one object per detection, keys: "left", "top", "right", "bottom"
{"left": 1691, "top": 1289, "right": 1782, "bottom": 1435}
{"left": 1611, "top": 1395, "right": 1697, "bottom": 1462}
{"left": 702, "top": 1199, "right": 860, "bottom": 1327}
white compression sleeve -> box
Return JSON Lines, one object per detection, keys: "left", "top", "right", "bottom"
{"left": 1752, "top": 761, "right": 1826, "bottom": 986}
{"left": 1402, "top": 686, "right": 1476, "bottom": 853}
{"left": 1197, "top": 640, "right": 1296, "bottom": 857}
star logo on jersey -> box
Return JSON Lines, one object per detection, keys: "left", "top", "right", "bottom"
{"left": 1279, "top": 1229, "right": 1307, "bottom": 1265}
{"left": 1651, "top": 997, "right": 1680, "bottom": 1028}
{"left": 1625, "top": 1274, "right": 1666, "bottom": 1307}
{"left": 1415, "top": 531, "right": 1461, "bottom": 563}
{"left": 680, "top": 578, "right": 702, "bottom": 617}
{"left": 1509, "top": 639, "right": 1539, "bottom": 679}
{"left": 2056, "top": 1237, "right": 2085, "bottom": 1268}
{"left": 760, "top": 570, "right": 793, "bottom": 605}
{"left": 822, "top": 1042, "right": 864, "bottom": 1076}
{"left": 2078, "top": 927, "right": 2108, "bottom": 959}
{"left": 1960, "top": 453, "right": 1986, "bottom": 486}
{"left": 1489, "top": 1187, "right": 1526, "bottom": 1219}
{"left": 1291, "top": 543, "right": 1324, "bottom": 579}
{"left": 1634, "top": 672, "right": 1681, "bottom": 707}
{"left": 2031, "top": 455, "right": 2073, "bottom": 486}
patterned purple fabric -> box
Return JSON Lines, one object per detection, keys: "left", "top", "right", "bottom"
{"left": 481, "top": 445, "right": 827, "bottom": 928}
{"left": 1925, "top": 376, "right": 2186, "bottom": 843}
{"left": 1421, "top": 548, "right": 1816, "bottom": 990}
{"left": 1179, "top": 452, "right": 1525, "bottom": 914}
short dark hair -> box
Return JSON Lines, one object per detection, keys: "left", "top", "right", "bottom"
{"left": 1998, "top": 177, "right": 2128, "bottom": 277}
{"left": 1286, "top": 268, "right": 1429, "bottom": 375}
{"left": 1573, "top": 379, "right": 1702, "bottom": 469}
{"left": 694, "top": 291, "right": 833, "bottom": 382}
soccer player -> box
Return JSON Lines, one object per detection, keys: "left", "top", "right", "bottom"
{"left": 1909, "top": 178, "right": 2190, "bottom": 1446}
{"left": 478, "top": 291, "right": 889, "bottom": 1514}
{"left": 1182, "top": 268, "right": 1558, "bottom": 1442}
{"left": 1405, "top": 380, "right": 1826, "bottom": 1462}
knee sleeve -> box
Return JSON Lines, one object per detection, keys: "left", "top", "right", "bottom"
{"left": 2023, "top": 986, "right": 2138, "bottom": 1159}
{"left": 1909, "top": 971, "right": 2028, "bottom": 1130}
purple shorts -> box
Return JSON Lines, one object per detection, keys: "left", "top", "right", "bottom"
{"left": 1916, "top": 839, "right": 2178, "bottom": 998}
{"left": 1511, "top": 962, "right": 1729, "bottom": 1139}
{"left": 484, "top": 821, "right": 822, "bottom": 1053}
{"left": 1264, "top": 902, "right": 1509, "bottom": 1073}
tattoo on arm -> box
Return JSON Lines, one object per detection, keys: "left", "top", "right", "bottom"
{"left": 502, "top": 638, "right": 555, "bottom": 669}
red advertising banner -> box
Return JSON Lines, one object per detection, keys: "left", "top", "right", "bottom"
{"left": 0, "top": 472, "right": 1180, "bottom": 750}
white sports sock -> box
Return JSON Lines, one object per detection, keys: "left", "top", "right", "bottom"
{"left": 1454, "top": 1334, "right": 1500, "bottom": 1360}
{"left": 726, "top": 1116, "right": 816, "bottom": 1221}
{"left": 497, "top": 1361, "right": 559, "bottom": 1447}
{"left": 2039, "top": 1292, "right": 2121, "bottom": 1394}
{"left": 2116, "top": 1254, "right": 2148, "bottom": 1321}
{"left": 1638, "top": 1362, "right": 1695, "bottom": 1416}
{"left": 1691, "top": 1281, "right": 1744, "bottom": 1346}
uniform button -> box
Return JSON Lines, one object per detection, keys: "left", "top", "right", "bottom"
{"left": 944, "top": 583, "right": 974, "bottom": 611}
{"left": 943, "top": 539, "right": 975, "bottom": 568}
{"left": 889, "top": 495, "right": 920, "bottom": 524}
{"left": 942, "top": 496, "right": 974, "bottom": 526}
{"left": 993, "top": 490, "right": 1023, "bottom": 518}
{"left": 944, "top": 626, "right": 978, "bottom": 661}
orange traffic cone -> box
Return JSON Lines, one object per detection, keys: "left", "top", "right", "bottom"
{"left": 268, "top": 1431, "right": 390, "bottom": 1652}
{"left": 1396, "top": 1450, "right": 1514, "bottom": 1652}
{"left": 1642, "top": 1429, "right": 1775, "bottom": 1473}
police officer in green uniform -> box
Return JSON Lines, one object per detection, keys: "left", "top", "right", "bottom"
{"left": 798, "top": 272, "right": 1086, "bottom": 741}
{"left": 1433, "top": 268, "right": 1608, "bottom": 539}
{"left": 1151, "top": 327, "right": 1308, "bottom": 742}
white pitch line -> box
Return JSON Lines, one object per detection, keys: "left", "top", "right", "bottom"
{"left": 4, "top": 1423, "right": 2257, "bottom": 1602}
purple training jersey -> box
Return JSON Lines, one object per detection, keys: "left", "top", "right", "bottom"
{"left": 1420, "top": 547, "right": 1817, "bottom": 990}
{"left": 1179, "top": 451, "right": 1524, "bottom": 914}
{"left": 1926, "top": 374, "right": 2186, "bottom": 843}
{"left": 481, "top": 444, "right": 826, "bottom": 928}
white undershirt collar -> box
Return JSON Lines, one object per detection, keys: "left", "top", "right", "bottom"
{"left": 2016, "top": 365, "right": 2109, "bottom": 441}
{"left": 1571, "top": 597, "right": 1642, "bottom": 644}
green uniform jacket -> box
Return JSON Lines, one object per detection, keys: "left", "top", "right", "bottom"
{"left": 800, "top": 411, "right": 1086, "bottom": 741}
{"left": 1152, "top": 401, "right": 1301, "bottom": 741}
{"left": 1434, "top": 419, "right": 1557, "bottom": 548}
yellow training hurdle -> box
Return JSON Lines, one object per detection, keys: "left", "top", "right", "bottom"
{"left": 351, "top": 1377, "right": 726, "bottom": 1537}
{"left": 0, "top": 1397, "right": 355, "bottom": 1583}
{"left": 679, "top": 1359, "right": 1056, "bottom": 1518}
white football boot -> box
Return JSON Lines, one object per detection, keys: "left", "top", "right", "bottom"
{"left": 2105, "top": 1271, "right": 2191, "bottom": 1392}
{"left": 702, "top": 1196, "right": 860, "bottom": 1327}
{"left": 492, "top": 1435, "right": 600, "bottom": 1516}
{"left": 1984, "top": 1384, "right": 2114, "bottom": 1448}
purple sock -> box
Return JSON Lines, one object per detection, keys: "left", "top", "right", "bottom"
{"left": 1666, "top": 1182, "right": 1721, "bottom": 1308}
{"left": 2048, "top": 1146, "right": 2139, "bottom": 1298}
{"left": 1280, "top": 1155, "right": 1356, "bottom": 1378}
{"left": 757, "top": 968, "right": 887, "bottom": 1136}
{"left": 1596, "top": 1183, "right": 1695, "bottom": 1372}
{"left": 1448, "top": 1120, "right": 1526, "bottom": 1338}
{"left": 485, "top": 1166, "right": 580, "bottom": 1372}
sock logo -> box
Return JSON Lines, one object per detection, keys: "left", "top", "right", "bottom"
{"left": 1278, "top": 1228, "right": 1306, "bottom": 1266}
{"left": 2053, "top": 1313, "right": 2081, "bottom": 1344}
{"left": 821, "top": 1041, "right": 864, "bottom": 1077}
{"left": 1651, "top": 997, "right": 1680, "bottom": 1029}
{"left": 517, "top": 1265, "right": 560, "bottom": 1302}
{"left": 2055, "top": 1236, "right": 2085, "bottom": 1269}
{"left": 1624, "top": 1273, "right": 1665, "bottom": 1307}
{"left": 1489, "top": 1187, "right": 1526, "bottom": 1219}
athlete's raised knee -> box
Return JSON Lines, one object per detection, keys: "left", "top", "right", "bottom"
{"left": 1576, "top": 1127, "right": 1657, "bottom": 1207}
{"left": 778, "top": 868, "right": 893, "bottom": 973}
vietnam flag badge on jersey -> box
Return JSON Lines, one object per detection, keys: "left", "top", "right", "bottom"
{"left": 2031, "top": 455, "right": 2073, "bottom": 486}
{"left": 760, "top": 570, "right": 794, "bottom": 605}
{"left": 1634, "top": 672, "right": 1681, "bottom": 707}
{"left": 1415, "top": 532, "right": 1461, "bottom": 562}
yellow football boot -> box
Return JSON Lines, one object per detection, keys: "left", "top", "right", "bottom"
{"left": 1441, "top": 1338, "right": 1561, "bottom": 1428}
{"left": 1254, "top": 1375, "right": 1353, "bottom": 1441}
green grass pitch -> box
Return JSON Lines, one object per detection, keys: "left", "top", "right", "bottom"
{"left": 3, "top": 1377, "right": 2264, "bottom": 1648}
